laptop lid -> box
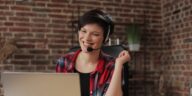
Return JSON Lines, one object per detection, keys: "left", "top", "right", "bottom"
{"left": 1, "top": 72, "right": 81, "bottom": 96}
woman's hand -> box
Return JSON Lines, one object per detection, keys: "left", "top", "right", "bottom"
{"left": 105, "top": 50, "right": 130, "bottom": 96}
{"left": 115, "top": 50, "right": 130, "bottom": 68}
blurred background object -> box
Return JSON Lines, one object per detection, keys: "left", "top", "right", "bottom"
{"left": 0, "top": 38, "right": 17, "bottom": 62}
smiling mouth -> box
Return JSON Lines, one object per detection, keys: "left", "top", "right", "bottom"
{"left": 83, "top": 41, "right": 94, "bottom": 47}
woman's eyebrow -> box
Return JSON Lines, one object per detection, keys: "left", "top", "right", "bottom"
{"left": 81, "top": 27, "right": 102, "bottom": 34}
{"left": 92, "top": 31, "right": 101, "bottom": 34}
{"left": 80, "top": 28, "right": 86, "bottom": 30}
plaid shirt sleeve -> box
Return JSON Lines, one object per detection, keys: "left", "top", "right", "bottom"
{"left": 101, "top": 60, "right": 115, "bottom": 95}
{"left": 56, "top": 57, "right": 65, "bottom": 72}
{"left": 93, "top": 55, "right": 116, "bottom": 96}
{"left": 56, "top": 53, "right": 75, "bottom": 72}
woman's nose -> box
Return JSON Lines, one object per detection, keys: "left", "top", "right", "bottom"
{"left": 84, "top": 33, "right": 91, "bottom": 41}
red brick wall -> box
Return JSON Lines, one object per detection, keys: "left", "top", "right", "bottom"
{"left": 162, "top": 0, "right": 192, "bottom": 96}
{"left": 0, "top": 0, "right": 162, "bottom": 96}
{"left": 136, "top": 0, "right": 162, "bottom": 95}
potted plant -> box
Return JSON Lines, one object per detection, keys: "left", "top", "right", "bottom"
{"left": 125, "top": 23, "right": 141, "bottom": 51}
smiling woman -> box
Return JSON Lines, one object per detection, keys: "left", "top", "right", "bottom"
{"left": 78, "top": 24, "right": 104, "bottom": 53}
{"left": 56, "top": 9, "right": 130, "bottom": 96}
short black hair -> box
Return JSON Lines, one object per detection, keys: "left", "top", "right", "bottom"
{"left": 78, "top": 9, "right": 114, "bottom": 42}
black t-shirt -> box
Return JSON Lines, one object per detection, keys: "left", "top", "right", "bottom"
{"left": 75, "top": 69, "right": 90, "bottom": 96}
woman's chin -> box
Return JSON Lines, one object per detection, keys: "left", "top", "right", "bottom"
{"left": 81, "top": 50, "right": 88, "bottom": 53}
{"left": 81, "top": 48, "right": 88, "bottom": 53}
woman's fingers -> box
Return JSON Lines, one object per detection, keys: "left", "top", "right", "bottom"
{"left": 116, "top": 50, "right": 131, "bottom": 65}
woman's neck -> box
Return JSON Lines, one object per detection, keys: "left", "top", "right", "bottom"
{"left": 79, "top": 50, "right": 100, "bottom": 64}
{"left": 75, "top": 50, "right": 101, "bottom": 73}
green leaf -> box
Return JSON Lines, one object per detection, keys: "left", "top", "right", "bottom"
{"left": 125, "top": 24, "right": 141, "bottom": 44}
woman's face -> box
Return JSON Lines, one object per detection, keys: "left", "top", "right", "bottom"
{"left": 78, "top": 23, "right": 104, "bottom": 53}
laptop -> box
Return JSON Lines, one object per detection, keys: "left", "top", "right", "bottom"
{"left": 1, "top": 72, "right": 81, "bottom": 96}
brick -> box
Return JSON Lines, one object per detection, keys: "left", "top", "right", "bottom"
{"left": 0, "top": 27, "right": 7, "bottom": 32}
{"left": 0, "top": 11, "right": 14, "bottom": 16}
{"left": 29, "top": 49, "right": 50, "bottom": 54}
{"left": 35, "top": 55, "right": 47, "bottom": 59}
{"left": 52, "top": 19, "right": 66, "bottom": 24}
{"left": 35, "top": 33, "right": 45, "bottom": 38}
{"left": 11, "top": 5, "right": 31, "bottom": 11}
{"left": 51, "top": 49, "right": 66, "bottom": 54}
{"left": 47, "top": 23, "right": 66, "bottom": 29}
{"left": 48, "top": 44, "right": 67, "bottom": 49}
{"left": 47, "top": 65, "right": 56, "bottom": 71}
{"left": 46, "top": 34, "right": 66, "bottom": 38}
{"left": 14, "top": 54, "right": 34, "bottom": 59}
{"left": 15, "top": 22, "right": 31, "bottom": 27}
{"left": 4, "top": 22, "right": 14, "bottom": 26}
{"left": 51, "top": 0, "right": 69, "bottom": 3}
{"left": 0, "top": 5, "right": 9, "bottom": 10}
{"left": 36, "top": 43, "right": 47, "bottom": 49}
{"left": 3, "top": 65, "right": 14, "bottom": 70}
{"left": 9, "top": 27, "right": 30, "bottom": 32}
{"left": 35, "top": 13, "right": 47, "bottom": 18}
{"left": 52, "top": 29, "right": 67, "bottom": 33}
{"left": 2, "top": 32, "right": 12, "bottom": 37}
{"left": 31, "top": 60, "right": 50, "bottom": 65}
{"left": 31, "top": 18, "right": 50, "bottom": 23}
{"left": 31, "top": 28, "right": 50, "bottom": 32}
{"left": 33, "top": 0, "right": 48, "bottom": 2}
{"left": 49, "top": 39, "right": 68, "bottom": 44}
{"left": 102, "top": 2, "right": 119, "bottom": 6}
{"left": 14, "top": 66, "right": 36, "bottom": 71}
{"left": 48, "top": 14, "right": 67, "bottom": 19}
{"left": 48, "top": 55, "right": 61, "bottom": 60}
{"left": 31, "top": 23, "right": 46, "bottom": 27}
{"left": 15, "top": 1, "right": 35, "bottom": 6}
{"left": 14, "top": 33, "right": 33, "bottom": 38}
{"left": 36, "top": 66, "right": 46, "bottom": 70}
{"left": 32, "top": 7, "right": 50, "bottom": 13}
{"left": 16, "top": 11, "right": 36, "bottom": 17}
{"left": 17, "top": 43, "right": 35, "bottom": 48}
{"left": 9, "top": 16, "right": 30, "bottom": 22}
{"left": 47, "top": 3, "right": 67, "bottom": 8}
{"left": 33, "top": 2, "right": 46, "bottom": 7}
{"left": 48, "top": 8, "right": 62, "bottom": 13}
{"left": 0, "top": 16, "right": 6, "bottom": 20}
{"left": 11, "top": 60, "right": 29, "bottom": 65}
{"left": 73, "top": 0, "right": 100, "bottom": 6}
{"left": 119, "top": 13, "right": 133, "bottom": 18}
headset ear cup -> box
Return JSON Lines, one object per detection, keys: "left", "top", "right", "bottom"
{"left": 104, "top": 25, "right": 110, "bottom": 43}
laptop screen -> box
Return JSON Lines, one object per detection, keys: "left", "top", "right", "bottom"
{"left": 1, "top": 72, "right": 81, "bottom": 96}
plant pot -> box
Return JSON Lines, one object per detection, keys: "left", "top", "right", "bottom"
{"left": 128, "top": 44, "right": 140, "bottom": 51}
{"left": 126, "top": 23, "right": 141, "bottom": 51}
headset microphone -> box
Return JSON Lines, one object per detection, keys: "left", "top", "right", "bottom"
{"left": 87, "top": 47, "right": 93, "bottom": 52}
{"left": 87, "top": 47, "right": 101, "bottom": 52}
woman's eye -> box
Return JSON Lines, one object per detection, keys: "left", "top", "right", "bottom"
{"left": 80, "top": 30, "right": 86, "bottom": 33}
{"left": 93, "top": 34, "right": 100, "bottom": 36}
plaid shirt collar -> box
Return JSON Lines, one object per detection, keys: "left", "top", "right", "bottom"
{"left": 71, "top": 49, "right": 105, "bottom": 74}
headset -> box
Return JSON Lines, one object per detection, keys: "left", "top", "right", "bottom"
{"left": 95, "top": 12, "right": 114, "bottom": 43}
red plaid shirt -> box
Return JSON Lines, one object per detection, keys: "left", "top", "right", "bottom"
{"left": 56, "top": 49, "right": 115, "bottom": 96}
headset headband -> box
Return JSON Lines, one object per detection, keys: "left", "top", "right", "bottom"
{"left": 96, "top": 13, "right": 112, "bottom": 42}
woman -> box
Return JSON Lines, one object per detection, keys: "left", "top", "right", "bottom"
{"left": 56, "top": 9, "right": 130, "bottom": 96}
